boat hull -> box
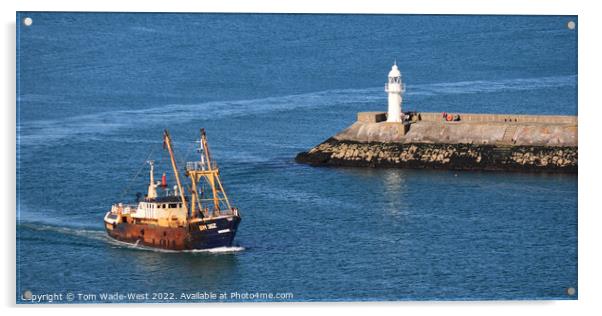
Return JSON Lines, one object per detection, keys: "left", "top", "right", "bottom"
{"left": 105, "top": 215, "right": 241, "bottom": 251}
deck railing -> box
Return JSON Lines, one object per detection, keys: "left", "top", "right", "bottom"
{"left": 186, "top": 161, "right": 218, "bottom": 171}
{"left": 111, "top": 203, "right": 137, "bottom": 214}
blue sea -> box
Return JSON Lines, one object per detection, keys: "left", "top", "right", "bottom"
{"left": 16, "top": 13, "right": 577, "bottom": 302}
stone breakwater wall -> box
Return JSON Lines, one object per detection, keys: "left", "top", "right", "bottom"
{"left": 296, "top": 138, "right": 577, "bottom": 172}
{"left": 295, "top": 112, "right": 578, "bottom": 172}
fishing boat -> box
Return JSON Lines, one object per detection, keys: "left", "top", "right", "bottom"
{"left": 104, "top": 129, "right": 241, "bottom": 250}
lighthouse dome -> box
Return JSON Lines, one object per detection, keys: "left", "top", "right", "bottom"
{"left": 388, "top": 64, "right": 401, "bottom": 78}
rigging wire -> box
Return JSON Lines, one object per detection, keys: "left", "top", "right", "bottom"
{"left": 178, "top": 139, "right": 197, "bottom": 174}
{"left": 116, "top": 134, "right": 202, "bottom": 203}
{"left": 171, "top": 139, "right": 197, "bottom": 192}
{"left": 118, "top": 144, "right": 157, "bottom": 201}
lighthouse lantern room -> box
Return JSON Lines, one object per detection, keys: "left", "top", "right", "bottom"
{"left": 384, "top": 62, "right": 405, "bottom": 123}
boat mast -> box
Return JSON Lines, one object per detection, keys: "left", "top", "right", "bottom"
{"left": 201, "top": 129, "right": 232, "bottom": 211}
{"left": 201, "top": 128, "right": 221, "bottom": 213}
{"left": 163, "top": 130, "right": 189, "bottom": 216}
{"left": 147, "top": 160, "right": 157, "bottom": 199}
{"left": 186, "top": 128, "right": 232, "bottom": 219}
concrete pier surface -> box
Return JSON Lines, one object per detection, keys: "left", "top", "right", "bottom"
{"left": 295, "top": 112, "right": 577, "bottom": 172}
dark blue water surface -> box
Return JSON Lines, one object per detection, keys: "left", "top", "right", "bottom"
{"left": 16, "top": 13, "right": 577, "bottom": 302}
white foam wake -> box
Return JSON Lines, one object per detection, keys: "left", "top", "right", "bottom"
{"left": 106, "top": 235, "right": 245, "bottom": 254}
{"left": 19, "top": 222, "right": 245, "bottom": 254}
{"left": 185, "top": 246, "right": 246, "bottom": 254}
{"left": 18, "top": 222, "right": 108, "bottom": 243}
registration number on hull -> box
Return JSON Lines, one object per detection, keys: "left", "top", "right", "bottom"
{"left": 198, "top": 223, "right": 217, "bottom": 231}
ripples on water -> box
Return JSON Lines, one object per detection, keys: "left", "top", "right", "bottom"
{"left": 17, "top": 13, "right": 577, "bottom": 302}
{"left": 17, "top": 75, "right": 577, "bottom": 149}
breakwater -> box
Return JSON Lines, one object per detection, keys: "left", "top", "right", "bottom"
{"left": 296, "top": 112, "right": 578, "bottom": 172}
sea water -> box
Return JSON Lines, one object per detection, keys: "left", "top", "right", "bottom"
{"left": 16, "top": 13, "right": 577, "bottom": 302}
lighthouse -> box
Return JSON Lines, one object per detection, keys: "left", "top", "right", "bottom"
{"left": 384, "top": 62, "right": 405, "bottom": 122}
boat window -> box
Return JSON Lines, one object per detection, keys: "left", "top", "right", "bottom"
{"left": 169, "top": 203, "right": 177, "bottom": 208}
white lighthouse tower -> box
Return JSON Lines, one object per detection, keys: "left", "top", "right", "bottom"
{"left": 384, "top": 62, "right": 405, "bottom": 123}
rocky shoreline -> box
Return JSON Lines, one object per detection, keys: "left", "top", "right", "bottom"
{"left": 295, "top": 138, "right": 577, "bottom": 173}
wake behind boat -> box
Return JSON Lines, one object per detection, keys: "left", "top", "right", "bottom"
{"left": 104, "top": 129, "right": 241, "bottom": 250}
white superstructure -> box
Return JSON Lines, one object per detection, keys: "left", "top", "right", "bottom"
{"left": 384, "top": 62, "right": 405, "bottom": 122}
{"left": 147, "top": 160, "right": 158, "bottom": 199}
